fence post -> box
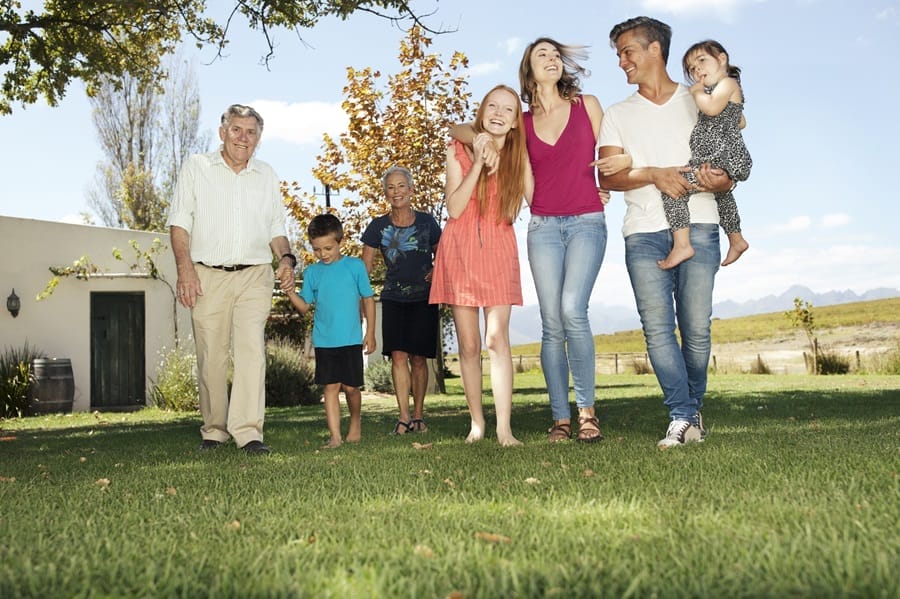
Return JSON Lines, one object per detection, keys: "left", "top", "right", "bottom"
{"left": 614, "top": 353, "right": 619, "bottom": 374}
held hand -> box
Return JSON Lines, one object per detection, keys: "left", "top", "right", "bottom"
{"left": 175, "top": 265, "right": 203, "bottom": 309}
{"left": 424, "top": 268, "right": 433, "bottom": 283}
{"left": 276, "top": 262, "right": 295, "bottom": 293}
{"left": 653, "top": 166, "right": 693, "bottom": 199}
{"left": 473, "top": 133, "right": 499, "bottom": 174}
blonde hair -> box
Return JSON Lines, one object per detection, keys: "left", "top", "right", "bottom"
{"left": 471, "top": 85, "right": 528, "bottom": 224}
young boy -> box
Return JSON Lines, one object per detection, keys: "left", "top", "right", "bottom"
{"left": 289, "top": 214, "right": 376, "bottom": 448}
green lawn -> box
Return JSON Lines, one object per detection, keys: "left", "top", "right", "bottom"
{"left": 1, "top": 373, "right": 898, "bottom": 598}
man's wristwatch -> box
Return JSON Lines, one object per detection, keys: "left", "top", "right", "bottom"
{"left": 280, "top": 253, "right": 297, "bottom": 268}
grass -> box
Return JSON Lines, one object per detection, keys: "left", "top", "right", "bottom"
{"left": 511, "top": 297, "right": 900, "bottom": 355}
{"left": 1, "top": 372, "right": 899, "bottom": 598}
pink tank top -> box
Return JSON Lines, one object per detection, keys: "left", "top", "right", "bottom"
{"left": 524, "top": 96, "right": 603, "bottom": 216}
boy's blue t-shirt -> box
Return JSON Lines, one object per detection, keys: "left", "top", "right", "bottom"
{"left": 300, "top": 256, "right": 374, "bottom": 348}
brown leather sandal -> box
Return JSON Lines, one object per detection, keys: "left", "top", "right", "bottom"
{"left": 576, "top": 416, "right": 604, "bottom": 443}
{"left": 547, "top": 422, "right": 572, "bottom": 442}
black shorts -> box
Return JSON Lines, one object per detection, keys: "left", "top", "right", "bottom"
{"left": 381, "top": 299, "right": 439, "bottom": 358}
{"left": 314, "top": 345, "right": 364, "bottom": 387}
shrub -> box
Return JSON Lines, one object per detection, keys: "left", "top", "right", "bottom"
{"left": 150, "top": 344, "right": 199, "bottom": 412}
{"left": 1, "top": 343, "right": 46, "bottom": 418}
{"left": 749, "top": 354, "right": 772, "bottom": 374}
{"left": 631, "top": 356, "right": 654, "bottom": 375}
{"left": 265, "top": 337, "right": 320, "bottom": 406}
{"left": 817, "top": 350, "right": 850, "bottom": 375}
{"left": 364, "top": 357, "right": 394, "bottom": 393}
{"left": 864, "top": 341, "right": 900, "bottom": 374}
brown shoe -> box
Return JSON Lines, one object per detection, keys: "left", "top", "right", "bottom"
{"left": 576, "top": 416, "right": 604, "bottom": 443}
{"left": 547, "top": 422, "right": 572, "bottom": 442}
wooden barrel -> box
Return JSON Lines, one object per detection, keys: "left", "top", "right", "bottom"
{"left": 28, "top": 358, "right": 75, "bottom": 414}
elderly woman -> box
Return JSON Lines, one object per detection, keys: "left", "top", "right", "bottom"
{"left": 361, "top": 166, "right": 442, "bottom": 434}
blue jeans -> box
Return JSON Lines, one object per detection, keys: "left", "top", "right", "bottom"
{"left": 527, "top": 212, "right": 607, "bottom": 420}
{"left": 625, "top": 224, "right": 719, "bottom": 423}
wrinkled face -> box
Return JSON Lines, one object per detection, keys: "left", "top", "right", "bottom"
{"left": 311, "top": 234, "right": 342, "bottom": 265}
{"left": 480, "top": 88, "right": 519, "bottom": 136}
{"left": 219, "top": 115, "right": 260, "bottom": 169}
{"left": 685, "top": 50, "right": 728, "bottom": 86}
{"left": 616, "top": 30, "right": 653, "bottom": 85}
{"left": 529, "top": 41, "right": 562, "bottom": 84}
{"left": 384, "top": 172, "right": 412, "bottom": 209}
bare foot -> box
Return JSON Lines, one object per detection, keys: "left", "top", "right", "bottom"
{"left": 721, "top": 237, "right": 749, "bottom": 266}
{"left": 497, "top": 434, "right": 523, "bottom": 447}
{"left": 658, "top": 245, "right": 695, "bottom": 270}
{"left": 323, "top": 437, "right": 342, "bottom": 449}
{"left": 465, "top": 420, "right": 485, "bottom": 443}
{"left": 346, "top": 420, "right": 361, "bottom": 443}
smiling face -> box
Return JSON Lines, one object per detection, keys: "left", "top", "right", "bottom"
{"left": 529, "top": 41, "right": 562, "bottom": 85}
{"left": 310, "top": 233, "right": 343, "bottom": 265}
{"left": 219, "top": 115, "right": 260, "bottom": 171}
{"left": 479, "top": 88, "right": 520, "bottom": 138}
{"left": 384, "top": 171, "right": 413, "bottom": 210}
{"left": 685, "top": 49, "right": 729, "bottom": 87}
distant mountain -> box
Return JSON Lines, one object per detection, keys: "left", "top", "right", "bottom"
{"left": 711, "top": 285, "right": 900, "bottom": 319}
{"left": 507, "top": 286, "right": 899, "bottom": 345}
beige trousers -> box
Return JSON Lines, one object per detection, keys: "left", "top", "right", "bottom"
{"left": 192, "top": 264, "right": 273, "bottom": 447}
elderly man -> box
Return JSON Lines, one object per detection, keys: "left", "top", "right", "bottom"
{"left": 167, "top": 104, "right": 296, "bottom": 454}
{"left": 598, "top": 17, "right": 733, "bottom": 449}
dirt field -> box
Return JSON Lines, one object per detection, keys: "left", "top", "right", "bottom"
{"left": 499, "top": 323, "right": 900, "bottom": 376}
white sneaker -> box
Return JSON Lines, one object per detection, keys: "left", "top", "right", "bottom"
{"left": 657, "top": 419, "right": 703, "bottom": 449}
{"left": 697, "top": 412, "right": 707, "bottom": 440}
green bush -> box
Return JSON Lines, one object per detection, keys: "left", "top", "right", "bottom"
{"left": 1, "top": 343, "right": 46, "bottom": 418}
{"left": 149, "top": 344, "right": 199, "bottom": 412}
{"left": 817, "top": 350, "right": 851, "bottom": 375}
{"left": 364, "top": 357, "right": 394, "bottom": 393}
{"left": 265, "top": 337, "right": 321, "bottom": 406}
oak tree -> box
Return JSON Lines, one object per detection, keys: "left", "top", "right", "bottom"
{"left": 0, "top": 0, "right": 445, "bottom": 114}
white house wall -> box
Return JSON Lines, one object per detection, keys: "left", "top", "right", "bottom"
{"left": 0, "top": 216, "right": 191, "bottom": 412}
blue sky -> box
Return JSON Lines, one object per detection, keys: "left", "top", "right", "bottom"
{"left": 2, "top": 0, "right": 899, "bottom": 312}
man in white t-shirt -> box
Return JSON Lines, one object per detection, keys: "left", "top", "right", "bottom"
{"left": 598, "top": 17, "right": 733, "bottom": 449}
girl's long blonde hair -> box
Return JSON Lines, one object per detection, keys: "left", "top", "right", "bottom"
{"left": 471, "top": 85, "right": 528, "bottom": 224}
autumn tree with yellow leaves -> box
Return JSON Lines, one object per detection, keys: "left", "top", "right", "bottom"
{"left": 284, "top": 25, "right": 471, "bottom": 265}
{"left": 282, "top": 26, "right": 472, "bottom": 390}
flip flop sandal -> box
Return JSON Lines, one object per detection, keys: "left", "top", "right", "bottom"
{"left": 410, "top": 418, "right": 427, "bottom": 433}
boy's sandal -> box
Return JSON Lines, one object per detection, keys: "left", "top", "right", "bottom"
{"left": 390, "top": 420, "right": 412, "bottom": 435}
{"left": 547, "top": 422, "right": 572, "bottom": 442}
{"left": 410, "top": 418, "right": 427, "bottom": 433}
{"left": 576, "top": 416, "right": 604, "bottom": 443}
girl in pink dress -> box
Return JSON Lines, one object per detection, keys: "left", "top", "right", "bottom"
{"left": 430, "top": 85, "right": 533, "bottom": 446}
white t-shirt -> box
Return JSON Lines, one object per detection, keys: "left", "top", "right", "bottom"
{"left": 599, "top": 84, "right": 719, "bottom": 237}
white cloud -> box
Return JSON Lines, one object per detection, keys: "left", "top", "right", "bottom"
{"left": 767, "top": 215, "right": 811, "bottom": 234}
{"left": 875, "top": 7, "right": 895, "bottom": 20}
{"left": 821, "top": 213, "right": 850, "bottom": 228}
{"left": 714, "top": 243, "right": 900, "bottom": 302}
{"left": 500, "top": 37, "right": 523, "bottom": 56}
{"left": 469, "top": 61, "right": 503, "bottom": 77}
{"left": 249, "top": 99, "right": 347, "bottom": 145}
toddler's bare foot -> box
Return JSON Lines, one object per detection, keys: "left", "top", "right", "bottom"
{"left": 721, "top": 238, "right": 749, "bottom": 266}
{"left": 323, "top": 437, "right": 342, "bottom": 449}
{"left": 345, "top": 432, "right": 361, "bottom": 443}
{"left": 465, "top": 420, "right": 485, "bottom": 443}
{"left": 658, "top": 245, "right": 695, "bottom": 270}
